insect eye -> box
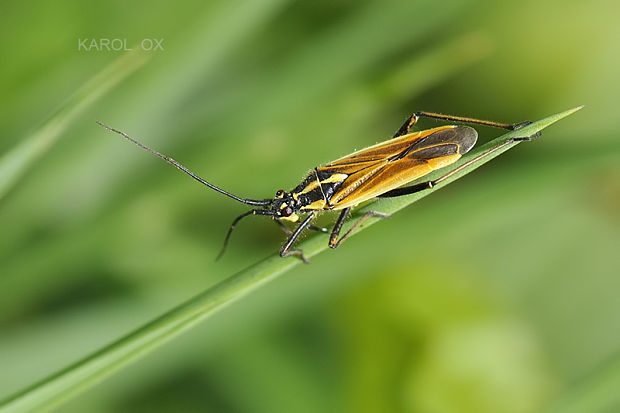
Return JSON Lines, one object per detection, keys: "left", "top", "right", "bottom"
{"left": 276, "top": 189, "right": 284, "bottom": 198}
{"left": 282, "top": 206, "right": 293, "bottom": 217}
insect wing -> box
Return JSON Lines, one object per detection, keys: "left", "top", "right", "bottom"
{"left": 325, "top": 126, "right": 477, "bottom": 209}
{"left": 325, "top": 128, "right": 437, "bottom": 172}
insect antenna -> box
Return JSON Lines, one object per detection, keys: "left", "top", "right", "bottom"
{"left": 97, "top": 121, "right": 270, "bottom": 206}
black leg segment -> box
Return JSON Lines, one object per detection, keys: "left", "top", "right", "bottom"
{"left": 280, "top": 212, "right": 316, "bottom": 263}
{"left": 276, "top": 220, "right": 327, "bottom": 235}
{"left": 329, "top": 210, "right": 391, "bottom": 249}
{"left": 392, "top": 111, "right": 536, "bottom": 139}
{"left": 329, "top": 208, "right": 352, "bottom": 246}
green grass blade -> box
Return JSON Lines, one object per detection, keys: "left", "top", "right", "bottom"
{"left": 0, "top": 50, "right": 149, "bottom": 202}
{"left": 0, "top": 106, "right": 582, "bottom": 412}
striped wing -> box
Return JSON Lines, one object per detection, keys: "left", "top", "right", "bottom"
{"left": 321, "top": 125, "right": 477, "bottom": 209}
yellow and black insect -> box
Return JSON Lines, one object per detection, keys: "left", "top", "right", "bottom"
{"left": 97, "top": 111, "right": 540, "bottom": 262}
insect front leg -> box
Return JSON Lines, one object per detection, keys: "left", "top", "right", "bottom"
{"left": 329, "top": 208, "right": 391, "bottom": 249}
{"left": 280, "top": 212, "right": 316, "bottom": 263}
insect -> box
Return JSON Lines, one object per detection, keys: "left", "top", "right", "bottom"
{"left": 97, "top": 111, "right": 540, "bottom": 263}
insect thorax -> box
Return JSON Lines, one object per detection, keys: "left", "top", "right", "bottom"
{"left": 290, "top": 168, "right": 348, "bottom": 211}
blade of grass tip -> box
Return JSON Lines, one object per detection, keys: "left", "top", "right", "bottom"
{"left": 0, "top": 106, "right": 582, "bottom": 413}
{"left": 548, "top": 352, "right": 620, "bottom": 413}
{"left": 0, "top": 49, "right": 150, "bottom": 202}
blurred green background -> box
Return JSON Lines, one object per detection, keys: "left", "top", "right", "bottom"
{"left": 1, "top": 0, "right": 619, "bottom": 412}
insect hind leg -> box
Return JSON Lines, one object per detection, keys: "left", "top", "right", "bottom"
{"left": 392, "top": 114, "right": 419, "bottom": 138}
{"left": 378, "top": 126, "right": 542, "bottom": 200}
{"left": 508, "top": 120, "right": 542, "bottom": 141}
{"left": 393, "top": 111, "right": 537, "bottom": 139}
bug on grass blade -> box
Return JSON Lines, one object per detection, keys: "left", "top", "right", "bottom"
{"left": 97, "top": 111, "right": 540, "bottom": 263}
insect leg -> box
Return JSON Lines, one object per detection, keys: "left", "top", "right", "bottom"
{"left": 275, "top": 219, "right": 293, "bottom": 235}
{"left": 378, "top": 134, "right": 541, "bottom": 199}
{"left": 280, "top": 212, "right": 316, "bottom": 263}
{"left": 275, "top": 220, "right": 327, "bottom": 235}
{"left": 329, "top": 209, "right": 391, "bottom": 249}
{"left": 328, "top": 208, "right": 351, "bottom": 246}
{"left": 396, "top": 111, "right": 537, "bottom": 134}
{"left": 392, "top": 114, "right": 419, "bottom": 138}
{"left": 310, "top": 225, "right": 329, "bottom": 233}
